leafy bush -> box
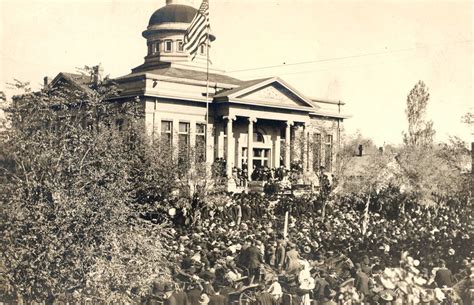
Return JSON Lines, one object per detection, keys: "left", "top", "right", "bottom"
{"left": 0, "top": 75, "right": 171, "bottom": 302}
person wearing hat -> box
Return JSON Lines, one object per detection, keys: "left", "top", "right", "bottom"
{"left": 285, "top": 243, "right": 301, "bottom": 275}
{"left": 275, "top": 239, "right": 286, "bottom": 272}
{"left": 267, "top": 275, "right": 283, "bottom": 302}
{"left": 360, "top": 255, "right": 372, "bottom": 275}
{"left": 159, "top": 282, "right": 187, "bottom": 305}
{"left": 187, "top": 283, "right": 203, "bottom": 305}
{"left": 319, "top": 287, "right": 337, "bottom": 305}
{"left": 434, "top": 259, "right": 455, "bottom": 288}
{"left": 246, "top": 240, "right": 263, "bottom": 284}
{"left": 313, "top": 270, "right": 330, "bottom": 303}
{"left": 198, "top": 293, "right": 210, "bottom": 305}
{"left": 379, "top": 289, "right": 395, "bottom": 305}
{"left": 354, "top": 263, "right": 371, "bottom": 300}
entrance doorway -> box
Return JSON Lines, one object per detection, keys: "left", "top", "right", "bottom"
{"left": 241, "top": 148, "right": 271, "bottom": 168}
{"left": 253, "top": 148, "right": 270, "bottom": 168}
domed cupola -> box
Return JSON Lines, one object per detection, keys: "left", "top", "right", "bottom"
{"left": 147, "top": 3, "right": 197, "bottom": 27}
{"left": 140, "top": 0, "right": 214, "bottom": 68}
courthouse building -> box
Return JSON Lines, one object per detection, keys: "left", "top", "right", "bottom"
{"left": 50, "top": 0, "right": 349, "bottom": 185}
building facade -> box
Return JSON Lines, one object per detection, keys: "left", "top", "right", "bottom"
{"left": 51, "top": 0, "right": 349, "bottom": 187}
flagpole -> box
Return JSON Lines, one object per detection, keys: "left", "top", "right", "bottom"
{"left": 205, "top": 2, "right": 210, "bottom": 163}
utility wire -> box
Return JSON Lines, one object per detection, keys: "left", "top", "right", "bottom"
{"left": 227, "top": 39, "right": 473, "bottom": 73}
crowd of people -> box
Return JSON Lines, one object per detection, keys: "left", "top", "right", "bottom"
{"left": 149, "top": 191, "right": 473, "bottom": 305}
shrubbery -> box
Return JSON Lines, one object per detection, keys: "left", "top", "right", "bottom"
{"left": 0, "top": 76, "right": 174, "bottom": 302}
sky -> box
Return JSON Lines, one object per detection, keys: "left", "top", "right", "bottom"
{"left": 1, "top": 0, "right": 472, "bottom": 145}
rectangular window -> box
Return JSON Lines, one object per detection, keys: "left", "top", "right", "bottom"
{"left": 200, "top": 44, "right": 205, "bottom": 55}
{"left": 161, "top": 120, "right": 173, "bottom": 148}
{"left": 147, "top": 42, "right": 152, "bottom": 55}
{"left": 325, "top": 134, "right": 333, "bottom": 172}
{"left": 253, "top": 148, "right": 271, "bottom": 168}
{"left": 178, "top": 122, "right": 190, "bottom": 171}
{"left": 177, "top": 40, "right": 184, "bottom": 52}
{"left": 154, "top": 41, "right": 160, "bottom": 54}
{"left": 196, "top": 123, "right": 206, "bottom": 163}
{"left": 164, "top": 40, "right": 173, "bottom": 53}
{"left": 312, "top": 133, "right": 322, "bottom": 172}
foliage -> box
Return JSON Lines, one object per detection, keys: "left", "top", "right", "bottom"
{"left": 402, "top": 80, "right": 435, "bottom": 147}
{"left": 461, "top": 111, "right": 473, "bottom": 127}
{"left": 335, "top": 131, "right": 379, "bottom": 188}
{"left": 211, "top": 158, "right": 226, "bottom": 186}
{"left": 0, "top": 72, "right": 171, "bottom": 302}
{"left": 433, "top": 137, "right": 471, "bottom": 204}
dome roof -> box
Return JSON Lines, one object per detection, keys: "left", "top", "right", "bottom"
{"left": 148, "top": 4, "right": 197, "bottom": 26}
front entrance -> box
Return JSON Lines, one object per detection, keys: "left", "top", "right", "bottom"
{"left": 241, "top": 148, "right": 271, "bottom": 168}
{"left": 253, "top": 148, "right": 270, "bottom": 168}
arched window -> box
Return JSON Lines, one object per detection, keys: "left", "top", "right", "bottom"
{"left": 253, "top": 131, "right": 264, "bottom": 143}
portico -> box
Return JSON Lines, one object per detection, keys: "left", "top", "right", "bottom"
{"left": 217, "top": 115, "right": 306, "bottom": 180}
{"left": 213, "top": 78, "right": 315, "bottom": 181}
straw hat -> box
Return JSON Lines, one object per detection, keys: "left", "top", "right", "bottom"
{"left": 434, "top": 288, "right": 446, "bottom": 302}
{"left": 199, "top": 294, "right": 210, "bottom": 305}
{"left": 420, "top": 292, "right": 434, "bottom": 303}
{"left": 379, "top": 290, "right": 394, "bottom": 301}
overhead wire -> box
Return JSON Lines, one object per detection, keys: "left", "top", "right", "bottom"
{"left": 227, "top": 39, "right": 474, "bottom": 74}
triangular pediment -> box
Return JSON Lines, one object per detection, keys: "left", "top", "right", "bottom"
{"left": 220, "top": 78, "right": 318, "bottom": 110}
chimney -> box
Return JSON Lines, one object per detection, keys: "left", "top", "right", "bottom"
{"left": 43, "top": 76, "right": 49, "bottom": 89}
{"left": 358, "top": 144, "right": 363, "bottom": 157}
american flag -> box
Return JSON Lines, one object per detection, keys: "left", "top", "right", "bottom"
{"left": 184, "top": 0, "right": 210, "bottom": 59}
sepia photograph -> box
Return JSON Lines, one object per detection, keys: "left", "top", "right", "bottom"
{"left": 0, "top": 0, "right": 473, "bottom": 304}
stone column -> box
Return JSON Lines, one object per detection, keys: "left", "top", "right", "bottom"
{"left": 216, "top": 123, "right": 224, "bottom": 159}
{"left": 275, "top": 132, "right": 281, "bottom": 168}
{"left": 285, "top": 121, "right": 293, "bottom": 168}
{"left": 247, "top": 117, "right": 257, "bottom": 180}
{"left": 302, "top": 124, "right": 308, "bottom": 174}
{"left": 224, "top": 116, "right": 236, "bottom": 178}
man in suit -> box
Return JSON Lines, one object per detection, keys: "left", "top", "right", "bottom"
{"left": 313, "top": 270, "right": 330, "bottom": 302}
{"left": 208, "top": 287, "right": 227, "bottom": 305}
{"left": 187, "top": 283, "right": 203, "bottom": 305}
{"left": 246, "top": 240, "right": 263, "bottom": 283}
{"left": 275, "top": 239, "right": 286, "bottom": 272}
{"left": 354, "top": 263, "right": 371, "bottom": 301}
{"left": 161, "top": 283, "right": 188, "bottom": 305}
{"left": 435, "top": 260, "right": 455, "bottom": 288}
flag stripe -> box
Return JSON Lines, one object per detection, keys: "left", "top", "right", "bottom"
{"left": 185, "top": 18, "right": 207, "bottom": 46}
{"left": 188, "top": 33, "right": 209, "bottom": 56}
{"left": 186, "top": 24, "right": 209, "bottom": 53}
{"left": 185, "top": 16, "right": 205, "bottom": 40}
{"left": 183, "top": 0, "right": 210, "bottom": 60}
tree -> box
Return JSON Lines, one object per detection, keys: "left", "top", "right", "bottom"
{"left": 335, "top": 131, "right": 378, "bottom": 183}
{"left": 403, "top": 81, "right": 435, "bottom": 147}
{"left": 0, "top": 70, "right": 171, "bottom": 302}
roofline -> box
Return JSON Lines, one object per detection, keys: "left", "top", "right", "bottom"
{"left": 309, "top": 111, "right": 351, "bottom": 119}
{"left": 50, "top": 72, "right": 94, "bottom": 94}
{"left": 311, "top": 99, "right": 346, "bottom": 106}
{"left": 224, "top": 77, "right": 318, "bottom": 109}
{"left": 114, "top": 72, "right": 241, "bottom": 89}
{"left": 215, "top": 97, "right": 315, "bottom": 113}
{"left": 109, "top": 93, "right": 210, "bottom": 104}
